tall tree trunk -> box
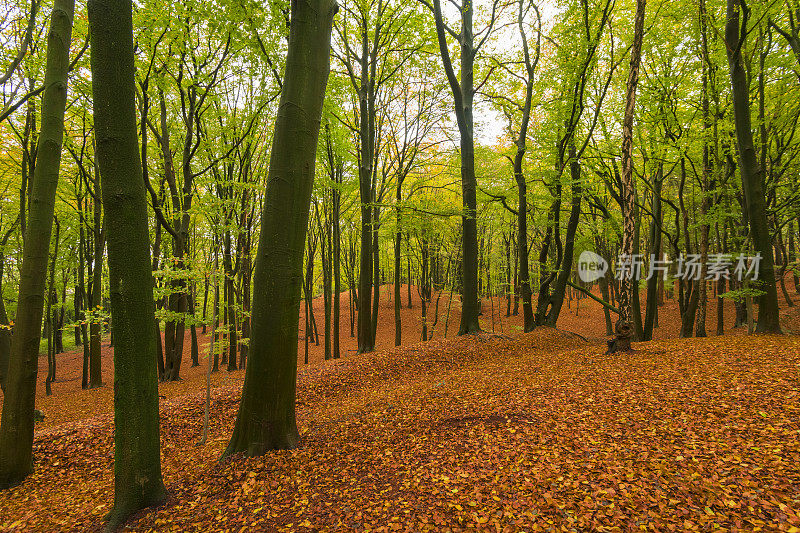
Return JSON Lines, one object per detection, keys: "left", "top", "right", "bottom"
{"left": 89, "top": 0, "right": 167, "bottom": 522}
{"left": 698, "top": 0, "right": 714, "bottom": 338}
{"left": 371, "top": 206, "right": 380, "bottom": 343}
{"left": 513, "top": 234, "right": 520, "bottom": 316}
{"left": 0, "top": 0, "right": 75, "bottom": 488}
{"left": 643, "top": 166, "right": 663, "bottom": 341}
{"left": 212, "top": 253, "right": 220, "bottom": 373}
{"left": 320, "top": 204, "right": 332, "bottom": 360}
{"left": 73, "top": 283, "right": 81, "bottom": 347}
{"left": 394, "top": 220, "right": 402, "bottom": 346}
{"left": 303, "top": 262, "right": 310, "bottom": 365}
{"left": 89, "top": 196, "right": 104, "bottom": 388}
{"left": 55, "top": 275, "right": 66, "bottom": 354}
{"left": 504, "top": 233, "right": 511, "bottom": 317}
{"left": 631, "top": 209, "right": 644, "bottom": 340}
{"left": 224, "top": 230, "right": 238, "bottom": 371}
{"left": 19, "top": 99, "right": 34, "bottom": 243}
{"left": 617, "top": 0, "right": 646, "bottom": 340}
{"left": 512, "top": 7, "right": 536, "bottom": 332}
{"left": 79, "top": 210, "right": 90, "bottom": 388}
{"left": 420, "top": 234, "right": 430, "bottom": 341}
{"left": 407, "top": 235, "right": 413, "bottom": 309}
{"left": 0, "top": 225, "right": 16, "bottom": 392}
{"left": 726, "top": 0, "right": 781, "bottom": 333}
{"left": 45, "top": 219, "right": 60, "bottom": 396}
{"left": 545, "top": 148, "right": 582, "bottom": 326}
{"left": 189, "top": 290, "right": 199, "bottom": 367}
{"left": 431, "top": 0, "right": 481, "bottom": 335}
{"left": 239, "top": 231, "right": 252, "bottom": 368}
{"left": 332, "top": 178, "right": 341, "bottom": 359}
{"left": 223, "top": 0, "right": 336, "bottom": 456}
{"left": 356, "top": 31, "right": 375, "bottom": 354}
{"left": 514, "top": 120, "right": 535, "bottom": 333}
{"left": 357, "top": 197, "right": 373, "bottom": 352}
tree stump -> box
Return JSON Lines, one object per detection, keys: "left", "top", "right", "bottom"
{"left": 606, "top": 319, "right": 633, "bottom": 354}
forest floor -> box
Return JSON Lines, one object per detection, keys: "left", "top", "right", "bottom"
{"left": 1, "top": 285, "right": 800, "bottom": 531}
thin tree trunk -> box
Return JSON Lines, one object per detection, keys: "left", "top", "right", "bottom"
{"left": 545, "top": 146, "right": 582, "bottom": 327}
{"left": 189, "top": 290, "right": 199, "bottom": 367}
{"left": 789, "top": 221, "right": 799, "bottom": 295}
{"left": 89, "top": 186, "right": 105, "bottom": 388}
{"left": 504, "top": 233, "right": 511, "bottom": 317}
{"left": 394, "top": 226, "right": 402, "bottom": 346}
{"left": 371, "top": 207, "right": 380, "bottom": 343}
{"left": 200, "top": 263, "right": 217, "bottom": 446}
{"left": 617, "top": 0, "right": 647, "bottom": 344}
{"left": 45, "top": 219, "right": 60, "bottom": 396}
{"left": 0, "top": 223, "right": 17, "bottom": 393}
{"left": 239, "top": 231, "right": 252, "bottom": 368}
{"left": 407, "top": 235, "right": 413, "bottom": 309}
{"left": 226, "top": 274, "right": 237, "bottom": 371}
{"left": 599, "top": 268, "right": 614, "bottom": 336}
{"left": 643, "top": 166, "right": 663, "bottom": 341}
{"left": 431, "top": 0, "right": 481, "bottom": 335}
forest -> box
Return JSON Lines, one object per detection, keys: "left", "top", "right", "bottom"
{"left": 1, "top": 0, "right": 800, "bottom": 530}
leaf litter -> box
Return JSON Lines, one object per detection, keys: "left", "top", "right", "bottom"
{"left": 1, "top": 328, "right": 799, "bottom": 532}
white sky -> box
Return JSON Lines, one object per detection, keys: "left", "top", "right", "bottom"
{"left": 473, "top": 0, "right": 558, "bottom": 146}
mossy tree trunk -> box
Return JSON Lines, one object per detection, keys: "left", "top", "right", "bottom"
{"left": 223, "top": 0, "right": 337, "bottom": 457}
{"left": 0, "top": 0, "right": 75, "bottom": 489}
{"left": 88, "top": 0, "right": 167, "bottom": 526}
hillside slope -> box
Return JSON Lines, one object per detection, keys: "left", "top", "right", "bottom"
{"left": 1, "top": 329, "right": 799, "bottom": 531}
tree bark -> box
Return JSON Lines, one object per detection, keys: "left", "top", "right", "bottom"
{"left": 371, "top": 206, "right": 380, "bottom": 343}
{"left": 643, "top": 165, "right": 663, "bottom": 341}
{"left": 430, "top": 0, "right": 482, "bottom": 335}
{"left": 189, "top": 291, "right": 200, "bottom": 367}
{"left": 223, "top": 0, "right": 337, "bottom": 457}
{"left": 332, "top": 183, "right": 341, "bottom": 358}
{"left": 545, "top": 149, "right": 582, "bottom": 326}
{"left": 0, "top": 0, "right": 75, "bottom": 488}
{"left": 89, "top": 192, "right": 104, "bottom": 388}
{"left": 45, "top": 219, "right": 60, "bottom": 396}
{"left": 617, "top": 0, "right": 646, "bottom": 339}
{"left": 394, "top": 221, "right": 402, "bottom": 346}
{"left": 0, "top": 224, "right": 16, "bottom": 393}
{"left": 726, "top": 0, "right": 781, "bottom": 333}
{"left": 89, "top": 0, "right": 167, "bottom": 524}
{"left": 512, "top": 0, "right": 539, "bottom": 332}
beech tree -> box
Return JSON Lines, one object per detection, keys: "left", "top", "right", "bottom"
{"left": 726, "top": 0, "right": 782, "bottom": 333}
{"left": 617, "top": 0, "right": 647, "bottom": 342}
{"left": 0, "top": 0, "right": 75, "bottom": 488}
{"left": 88, "top": 0, "right": 167, "bottom": 526}
{"left": 223, "top": 0, "right": 338, "bottom": 456}
{"left": 425, "top": 0, "right": 502, "bottom": 335}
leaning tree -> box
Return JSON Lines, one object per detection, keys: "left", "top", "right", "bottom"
{"left": 223, "top": 0, "right": 338, "bottom": 456}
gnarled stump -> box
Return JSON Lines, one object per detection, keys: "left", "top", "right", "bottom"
{"left": 606, "top": 319, "right": 633, "bottom": 354}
